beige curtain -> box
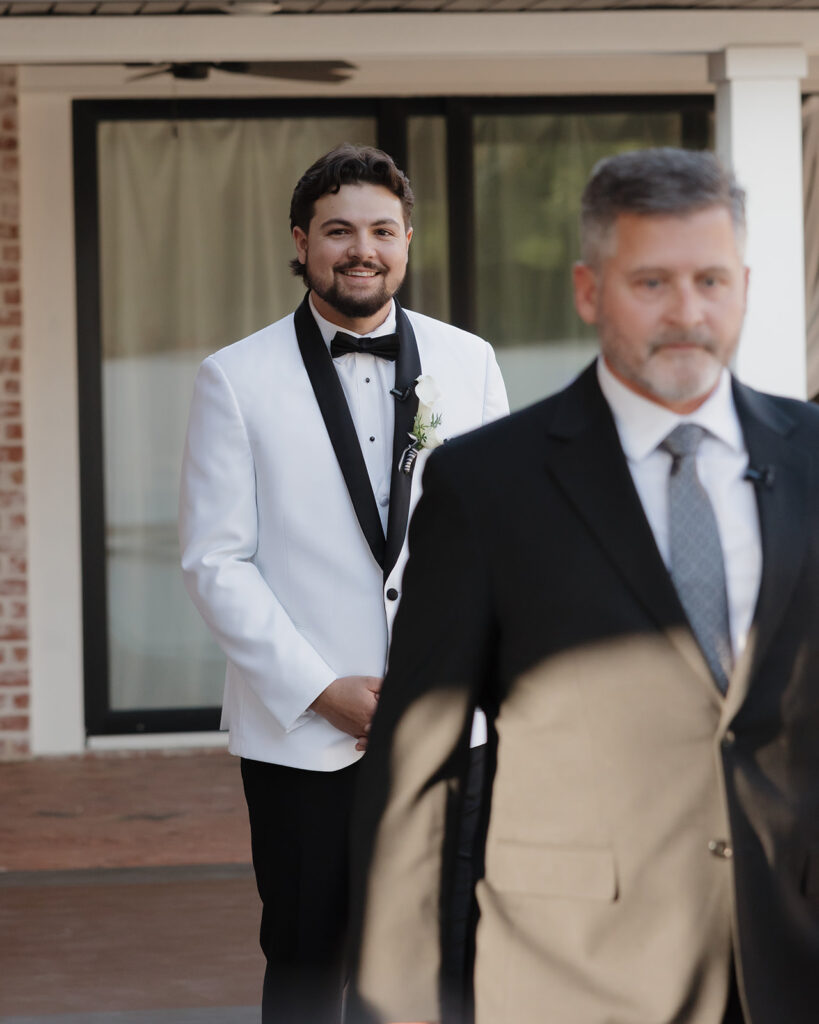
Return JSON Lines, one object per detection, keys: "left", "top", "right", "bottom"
{"left": 407, "top": 115, "right": 450, "bottom": 322}
{"left": 96, "top": 116, "right": 377, "bottom": 711}
{"left": 803, "top": 96, "right": 819, "bottom": 399}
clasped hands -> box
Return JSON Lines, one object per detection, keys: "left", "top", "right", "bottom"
{"left": 311, "top": 674, "right": 382, "bottom": 751}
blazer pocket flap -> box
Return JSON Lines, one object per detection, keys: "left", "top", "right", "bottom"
{"left": 491, "top": 842, "right": 617, "bottom": 901}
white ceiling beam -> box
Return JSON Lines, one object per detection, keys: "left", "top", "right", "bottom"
{"left": 2, "top": 12, "right": 819, "bottom": 62}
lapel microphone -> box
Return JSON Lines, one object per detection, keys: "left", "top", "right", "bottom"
{"left": 390, "top": 385, "right": 414, "bottom": 402}
{"left": 744, "top": 465, "right": 776, "bottom": 489}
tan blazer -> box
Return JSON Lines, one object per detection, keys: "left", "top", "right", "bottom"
{"left": 347, "top": 364, "right": 819, "bottom": 1024}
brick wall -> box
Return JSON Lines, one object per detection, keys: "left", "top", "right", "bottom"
{"left": 0, "top": 66, "right": 29, "bottom": 761}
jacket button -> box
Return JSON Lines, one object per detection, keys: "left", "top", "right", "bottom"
{"left": 708, "top": 839, "right": 733, "bottom": 859}
{"left": 386, "top": 588, "right": 399, "bottom": 601}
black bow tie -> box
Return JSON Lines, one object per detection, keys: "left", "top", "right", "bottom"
{"left": 330, "top": 331, "right": 400, "bottom": 361}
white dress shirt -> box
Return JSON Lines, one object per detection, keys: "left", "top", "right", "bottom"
{"left": 310, "top": 295, "right": 397, "bottom": 532}
{"left": 597, "top": 357, "right": 762, "bottom": 662}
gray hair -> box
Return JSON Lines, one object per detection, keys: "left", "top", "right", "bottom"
{"left": 580, "top": 148, "right": 746, "bottom": 266}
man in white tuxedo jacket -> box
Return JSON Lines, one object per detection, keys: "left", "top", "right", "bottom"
{"left": 178, "top": 144, "right": 508, "bottom": 1024}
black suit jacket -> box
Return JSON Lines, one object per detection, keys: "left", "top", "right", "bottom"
{"left": 348, "top": 363, "right": 819, "bottom": 1024}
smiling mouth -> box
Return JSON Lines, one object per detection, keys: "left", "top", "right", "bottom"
{"left": 336, "top": 262, "right": 384, "bottom": 279}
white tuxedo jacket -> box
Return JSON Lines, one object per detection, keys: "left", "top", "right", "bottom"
{"left": 179, "top": 296, "right": 508, "bottom": 771}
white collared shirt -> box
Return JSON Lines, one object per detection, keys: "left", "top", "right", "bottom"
{"left": 597, "top": 358, "right": 762, "bottom": 660}
{"left": 310, "top": 295, "right": 397, "bottom": 533}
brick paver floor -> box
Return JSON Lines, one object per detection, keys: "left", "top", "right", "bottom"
{"left": 0, "top": 748, "right": 263, "bottom": 1023}
{"left": 0, "top": 748, "right": 250, "bottom": 872}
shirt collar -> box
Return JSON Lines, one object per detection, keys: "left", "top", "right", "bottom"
{"left": 308, "top": 294, "right": 397, "bottom": 352}
{"left": 596, "top": 356, "right": 745, "bottom": 462}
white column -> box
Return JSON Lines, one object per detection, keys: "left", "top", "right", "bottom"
{"left": 19, "top": 90, "right": 86, "bottom": 754}
{"left": 709, "top": 46, "right": 808, "bottom": 398}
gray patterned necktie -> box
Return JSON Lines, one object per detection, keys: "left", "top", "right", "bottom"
{"left": 660, "top": 424, "right": 732, "bottom": 693}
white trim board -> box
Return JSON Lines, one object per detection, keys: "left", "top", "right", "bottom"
{"left": 3, "top": 12, "right": 819, "bottom": 62}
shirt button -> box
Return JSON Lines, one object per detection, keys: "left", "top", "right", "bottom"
{"left": 365, "top": 377, "right": 371, "bottom": 383}
{"left": 369, "top": 436, "right": 375, "bottom": 442}
{"left": 708, "top": 839, "right": 733, "bottom": 859}
{"left": 378, "top": 494, "right": 389, "bottom": 507}
{"left": 386, "top": 588, "right": 399, "bottom": 601}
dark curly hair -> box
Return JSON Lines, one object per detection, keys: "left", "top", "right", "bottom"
{"left": 289, "top": 143, "right": 414, "bottom": 279}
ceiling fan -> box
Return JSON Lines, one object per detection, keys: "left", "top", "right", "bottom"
{"left": 126, "top": 61, "right": 356, "bottom": 83}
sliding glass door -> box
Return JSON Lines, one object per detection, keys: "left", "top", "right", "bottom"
{"left": 75, "top": 95, "right": 711, "bottom": 734}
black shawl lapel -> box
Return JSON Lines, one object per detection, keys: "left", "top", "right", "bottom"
{"left": 731, "top": 379, "right": 809, "bottom": 683}
{"left": 383, "top": 301, "right": 421, "bottom": 580}
{"left": 294, "top": 295, "right": 385, "bottom": 569}
{"left": 543, "top": 363, "right": 716, "bottom": 690}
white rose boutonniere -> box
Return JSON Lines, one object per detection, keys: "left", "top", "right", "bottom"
{"left": 411, "top": 374, "right": 443, "bottom": 451}
{"left": 399, "top": 375, "right": 445, "bottom": 475}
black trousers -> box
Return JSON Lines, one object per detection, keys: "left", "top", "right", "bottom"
{"left": 441, "top": 744, "right": 487, "bottom": 1024}
{"left": 723, "top": 967, "right": 747, "bottom": 1024}
{"left": 241, "top": 757, "right": 360, "bottom": 1024}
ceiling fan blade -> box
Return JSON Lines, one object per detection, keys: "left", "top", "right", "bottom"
{"left": 123, "top": 60, "right": 356, "bottom": 85}
{"left": 215, "top": 61, "right": 357, "bottom": 83}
